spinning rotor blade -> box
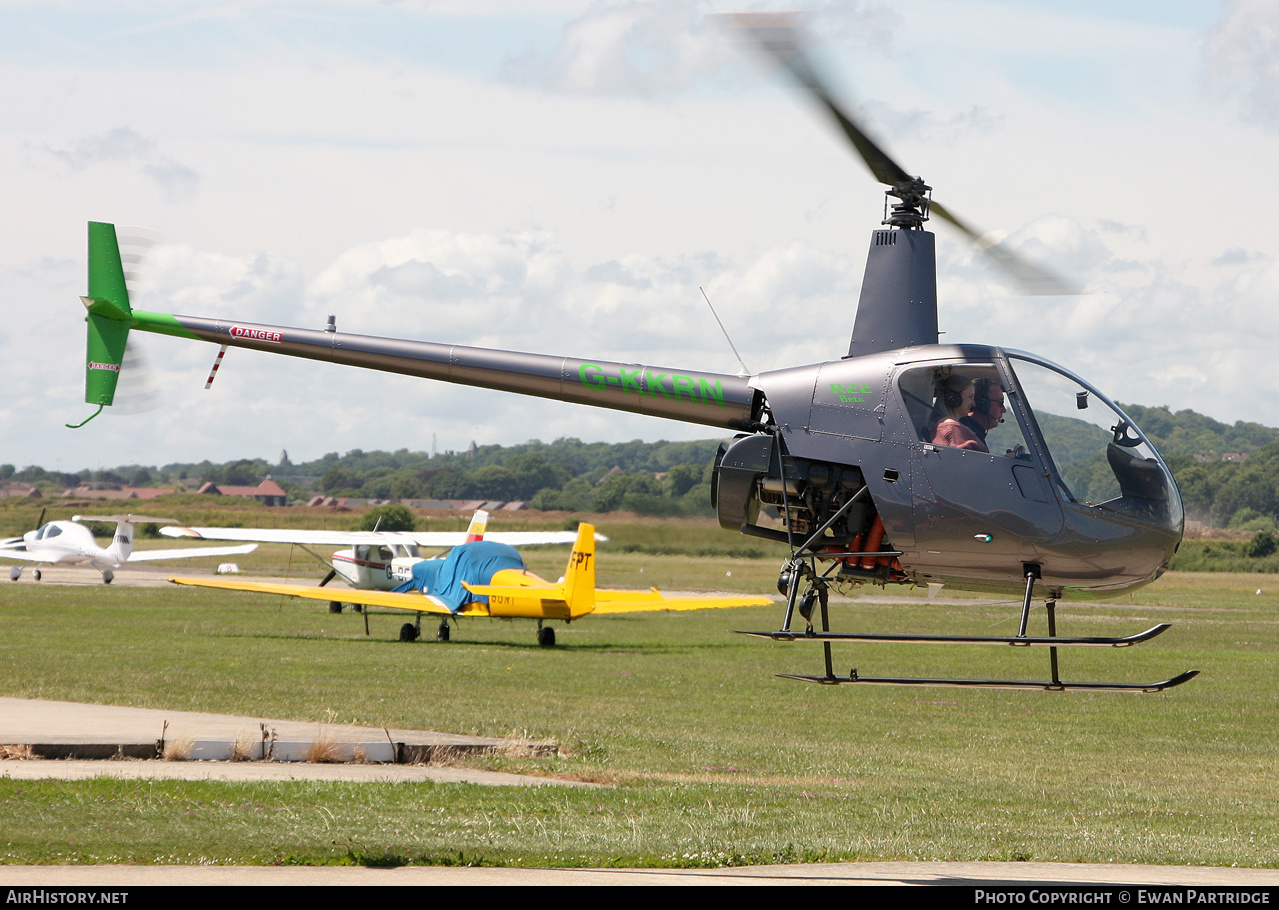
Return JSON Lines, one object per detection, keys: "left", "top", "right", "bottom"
{"left": 725, "top": 12, "right": 1082, "bottom": 296}
{"left": 929, "top": 201, "right": 1082, "bottom": 296}
{"left": 725, "top": 12, "right": 910, "bottom": 191}
{"left": 109, "top": 228, "right": 165, "bottom": 414}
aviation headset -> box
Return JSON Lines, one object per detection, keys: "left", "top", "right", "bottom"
{"left": 936, "top": 373, "right": 972, "bottom": 411}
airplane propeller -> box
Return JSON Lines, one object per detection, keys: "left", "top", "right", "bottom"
{"left": 726, "top": 12, "right": 1082, "bottom": 296}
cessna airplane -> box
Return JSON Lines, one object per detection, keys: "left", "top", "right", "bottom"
{"left": 159, "top": 510, "right": 594, "bottom": 605}
{"left": 169, "top": 522, "right": 772, "bottom": 646}
{"left": 0, "top": 514, "right": 257, "bottom": 583}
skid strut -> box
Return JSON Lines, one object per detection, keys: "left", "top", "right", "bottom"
{"left": 742, "top": 562, "right": 1198, "bottom": 693}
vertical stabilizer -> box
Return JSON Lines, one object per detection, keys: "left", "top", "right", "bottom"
{"left": 847, "top": 229, "right": 938, "bottom": 357}
{"left": 563, "top": 523, "right": 597, "bottom": 618}
{"left": 104, "top": 518, "right": 135, "bottom": 563}
{"left": 464, "top": 510, "right": 490, "bottom": 542}
{"left": 80, "top": 222, "right": 133, "bottom": 410}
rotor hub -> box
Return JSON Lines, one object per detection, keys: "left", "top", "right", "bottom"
{"left": 883, "top": 178, "right": 932, "bottom": 229}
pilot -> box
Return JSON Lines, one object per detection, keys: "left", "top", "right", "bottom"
{"left": 930, "top": 374, "right": 989, "bottom": 452}
{"left": 960, "top": 377, "right": 1006, "bottom": 446}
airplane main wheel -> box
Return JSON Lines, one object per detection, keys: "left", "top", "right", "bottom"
{"left": 537, "top": 626, "right": 556, "bottom": 648}
{"left": 436, "top": 621, "right": 450, "bottom": 642}
{"left": 9, "top": 566, "right": 20, "bottom": 582}
{"left": 399, "top": 623, "right": 420, "bottom": 642}
{"left": 33, "top": 569, "right": 41, "bottom": 582}
{"left": 101, "top": 570, "right": 112, "bottom": 584}
{"left": 352, "top": 604, "right": 363, "bottom": 613}
{"left": 329, "top": 602, "right": 343, "bottom": 613}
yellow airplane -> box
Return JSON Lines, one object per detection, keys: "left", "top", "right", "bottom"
{"left": 169, "top": 523, "right": 772, "bottom": 646}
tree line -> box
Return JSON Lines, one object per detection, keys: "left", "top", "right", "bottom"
{"left": 6, "top": 403, "right": 1279, "bottom": 526}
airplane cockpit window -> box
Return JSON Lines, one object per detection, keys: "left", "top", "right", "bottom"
{"left": 37, "top": 524, "right": 62, "bottom": 540}
{"left": 1006, "top": 356, "right": 1182, "bottom": 530}
{"left": 897, "top": 363, "right": 1029, "bottom": 457}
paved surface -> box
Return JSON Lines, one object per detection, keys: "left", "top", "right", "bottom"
{"left": 0, "top": 697, "right": 587, "bottom": 787}
{"left": 1, "top": 861, "right": 1275, "bottom": 886}
{"left": 1, "top": 699, "right": 1275, "bottom": 886}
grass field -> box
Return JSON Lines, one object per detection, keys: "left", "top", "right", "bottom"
{"left": 0, "top": 526, "right": 1275, "bottom": 868}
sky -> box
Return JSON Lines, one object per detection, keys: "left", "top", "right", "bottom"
{"left": 1, "top": 0, "right": 1276, "bottom": 472}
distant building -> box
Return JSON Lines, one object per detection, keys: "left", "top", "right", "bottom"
{"left": 0, "top": 483, "right": 42, "bottom": 499}
{"left": 1222, "top": 452, "right": 1248, "bottom": 463}
{"left": 197, "top": 478, "right": 288, "bottom": 506}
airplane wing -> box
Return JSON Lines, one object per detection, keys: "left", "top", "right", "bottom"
{"left": 591, "top": 590, "right": 774, "bottom": 613}
{"left": 159, "top": 527, "right": 596, "bottom": 546}
{"left": 0, "top": 550, "right": 41, "bottom": 562}
{"left": 125, "top": 543, "right": 258, "bottom": 562}
{"left": 167, "top": 575, "right": 459, "bottom": 614}
{"left": 457, "top": 579, "right": 775, "bottom": 614}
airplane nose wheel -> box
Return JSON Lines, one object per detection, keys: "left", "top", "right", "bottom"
{"left": 537, "top": 625, "right": 556, "bottom": 647}
{"left": 33, "top": 569, "right": 42, "bottom": 582}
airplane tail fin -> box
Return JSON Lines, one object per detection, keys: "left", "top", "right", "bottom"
{"left": 104, "top": 518, "right": 135, "bottom": 563}
{"left": 464, "top": 509, "right": 490, "bottom": 542}
{"left": 71, "top": 222, "right": 132, "bottom": 427}
{"left": 563, "top": 522, "right": 596, "bottom": 618}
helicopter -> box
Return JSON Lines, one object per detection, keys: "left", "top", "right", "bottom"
{"left": 71, "top": 16, "right": 1195, "bottom": 692}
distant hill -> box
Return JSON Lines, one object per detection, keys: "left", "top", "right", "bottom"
{"left": 1117, "top": 404, "right": 1279, "bottom": 463}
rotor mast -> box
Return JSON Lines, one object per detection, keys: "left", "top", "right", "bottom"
{"left": 845, "top": 173, "right": 940, "bottom": 358}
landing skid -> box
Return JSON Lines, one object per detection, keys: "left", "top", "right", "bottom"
{"left": 757, "top": 557, "right": 1198, "bottom": 693}
{"left": 738, "top": 623, "right": 1172, "bottom": 648}
{"left": 777, "top": 669, "right": 1200, "bottom": 693}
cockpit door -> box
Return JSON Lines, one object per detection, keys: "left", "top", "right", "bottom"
{"left": 897, "top": 360, "right": 1065, "bottom": 571}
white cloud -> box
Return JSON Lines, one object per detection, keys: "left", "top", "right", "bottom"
{"left": 2, "top": 1, "right": 1277, "bottom": 471}
{"left": 1203, "top": 0, "right": 1279, "bottom": 130}
{"left": 38, "top": 127, "right": 199, "bottom": 197}
{"left": 506, "top": 0, "right": 729, "bottom": 97}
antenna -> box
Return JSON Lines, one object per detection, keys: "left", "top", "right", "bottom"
{"left": 699, "top": 287, "right": 751, "bottom": 377}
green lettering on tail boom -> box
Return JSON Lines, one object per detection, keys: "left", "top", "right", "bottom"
{"left": 578, "top": 363, "right": 728, "bottom": 406}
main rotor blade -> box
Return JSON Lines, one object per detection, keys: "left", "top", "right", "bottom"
{"left": 726, "top": 12, "right": 1084, "bottom": 297}
{"left": 930, "top": 201, "right": 1083, "bottom": 296}
{"left": 725, "top": 12, "right": 912, "bottom": 191}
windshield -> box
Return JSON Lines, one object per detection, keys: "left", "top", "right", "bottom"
{"left": 1006, "top": 356, "right": 1182, "bottom": 529}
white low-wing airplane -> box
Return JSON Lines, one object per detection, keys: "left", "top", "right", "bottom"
{"left": 0, "top": 514, "right": 258, "bottom": 583}
{"left": 159, "top": 510, "right": 599, "bottom": 602}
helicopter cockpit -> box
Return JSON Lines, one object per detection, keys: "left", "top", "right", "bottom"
{"left": 887, "top": 348, "right": 1183, "bottom": 593}
{"left": 897, "top": 352, "right": 1182, "bottom": 534}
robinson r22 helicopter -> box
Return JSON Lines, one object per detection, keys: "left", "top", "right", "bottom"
{"left": 71, "top": 16, "right": 1195, "bottom": 692}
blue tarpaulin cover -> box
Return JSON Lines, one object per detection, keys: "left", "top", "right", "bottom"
{"left": 391, "top": 540, "right": 526, "bottom": 612}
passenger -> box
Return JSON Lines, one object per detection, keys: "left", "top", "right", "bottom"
{"left": 960, "top": 378, "right": 1006, "bottom": 446}
{"left": 930, "top": 374, "right": 989, "bottom": 453}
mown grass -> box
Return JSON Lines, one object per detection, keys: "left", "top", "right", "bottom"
{"left": 0, "top": 541, "right": 1275, "bottom": 868}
